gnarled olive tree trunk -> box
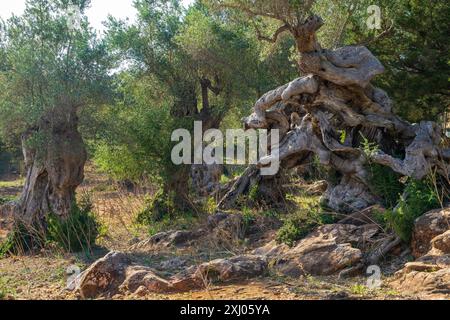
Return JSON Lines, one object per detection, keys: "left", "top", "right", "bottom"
{"left": 219, "top": 16, "right": 450, "bottom": 213}
{"left": 13, "top": 106, "right": 86, "bottom": 226}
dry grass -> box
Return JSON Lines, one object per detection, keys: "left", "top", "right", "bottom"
{"left": 77, "top": 164, "right": 153, "bottom": 251}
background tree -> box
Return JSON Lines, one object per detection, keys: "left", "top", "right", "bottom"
{"left": 96, "top": 0, "right": 280, "bottom": 211}
{"left": 0, "top": 0, "right": 111, "bottom": 226}
{"left": 347, "top": 0, "right": 450, "bottom": 123}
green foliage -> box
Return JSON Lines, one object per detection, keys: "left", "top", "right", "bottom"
{"left": 360, "top": 133, "right": 380, "bottom": 159}
{"left": 91, "top": 73, "right": 184, "bottom": 184}
{"left": 0, "top": 0, "right": 111, "bottom": 152}
{"left": 136, "top": 195, "right": 199, "bottom": 236}
{"left": 47, "top": 196, "right": 100, "bottom": 253}
{"left": 0, "top": 221, "right": 45, "bottom": 257}
{"left": 350, "top": 284, "right": 369, "bottom": 296}
{"left": 276, "top": 216, "right": 311, "bottom": 247}
{"left": 248, "top": 183, "right": 260, "bottom": 202}
{"left": 203, "top": 196, "right": 218, "bottom": 215}
{"left": 367, "top": 163, "right": 404, "bottom": 208}
{"left": 241, "top": 206, "right": 257, "bottom": 231}
{"left": 385, "top": 179, "right": 440, "bottom": 242}
{"left": 0, "top": 277, "right": 14, "bottom": 300}
{"left": 276, "top": 207, "right": 335, "bottom": 247}
{"left": 0, "top": 195, "right": 15, "bottom": 205}
{"left": 346, "top": 0, "right": 450, "bottom": 122}
{"left": 136, "top": 190, "right": 184, "bottom": 225}
{"left": 360, "top": 133, "right": 404, "bottom": 208}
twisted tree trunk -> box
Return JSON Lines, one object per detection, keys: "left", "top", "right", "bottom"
{"left": 12, "top": 105, "right": 87, "bottom": 226}
{"left": 219, "top": 16, "right": 450, "bottom": 213}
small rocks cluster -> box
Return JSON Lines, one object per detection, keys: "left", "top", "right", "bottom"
{"left": 71, "top": 213, "right": 383, "bottom": 298}
{"left": 71, "top": 209, "right": 450, "bottom": 299}
{"left": 391, "top": 209, "right": 450, "bottom": 298}
{"left": 72, "top": 251, "right": 267, "bottom": 299}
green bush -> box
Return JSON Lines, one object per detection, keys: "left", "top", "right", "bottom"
{"left": 385, "top": 179, "right": 440, "bottom": 242}
{"left": 146, "top": 212, "right": 198, "bottom": 236}
{"left": 0, "top": 221, "right": 45, "bottom": 257}
{"left": 276, "top": 218, "right": 310, "bottom": 247}
{"left": 241, "top": 206, "right": 257, "bottom": 233}
{"left": 136, "top": 190, "right": 178, "bottom": 225}
{"left": 47, "top": 197, "right": 100, "bottom": 253}
{"left": 275, "top": 209, "right": 333, "bottom": 247}
{"left": 367, "top": 163, "right": 404, "bottom": 208}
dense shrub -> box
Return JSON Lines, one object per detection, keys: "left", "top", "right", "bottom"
{"left": 385, "top": 179, "right": 440, "bottom": 242}
{"left": 361, "top": 134, "right": 406, "bottom": 208}
{"left": 47, "top": 196, "right": 100, "bottom": 253}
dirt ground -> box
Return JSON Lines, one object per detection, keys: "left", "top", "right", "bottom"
{"left": 0, "top": 252, "right": 413, "bottom": 300}
{"left": 0, "top": 167, "right": 432, "bottom": 300}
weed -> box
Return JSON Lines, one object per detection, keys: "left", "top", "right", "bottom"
{"left": 0, "top": 221, "right": 46, "bottom": 257}
{"left": 0, "top": 277, "right": 14, "bottom": 300}
{"left": 350, "top": 284, "right": 368, "bottom": 295}
{"left": 47, "top": 195, "right": 100, "bottom": 253}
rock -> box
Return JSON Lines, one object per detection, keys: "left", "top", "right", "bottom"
{"left": 120, "top": 266, "right": 171, "bottom": 294}
{"left": 195, "top": 255, "right": 268, "bottom": 282}
{"left": 252, "top": 241, "right": 289, "bottom": 258}
{"left": 130, "top": 229, "right": 204, "bottom": 251}
{"left": 76, "top": 251, "right": 130, "bottom": 299}
{"left": 431, "top": 230, "right": 450, "bottom": 254}
{"left": 391, "top": 220, "right": 450, "bottom": 299}
{"left": 170, "top": 266, "right": 203, "bottom": 292}
{"left": 275, "top": 243, "right": 362, "bottom": 277}
{"left": 159, "top": 257, "right": 188, "bottom": 270}
{"left": 75, "top": 250, "right": 270, "bottom": 297}
{"left": 272, "top": 224, "right": 378, "bottom": 277}
{"left": 392, "top": 267, "right": 450, "bottom": 299}
{"left": 411, "top": 208, "right": 450, "bottom": 258}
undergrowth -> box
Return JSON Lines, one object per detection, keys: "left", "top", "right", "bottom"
{"left": 276, "top": 192, "right": 337, "bottom": 246}
{"left": 384, "top": 179, "right": 440, "bottom": 242}
{"left": 136, "top": 191, "right": 200, "bottom": 235}
{"left": 47, "top": 196, "right": 101, "bottom": 253}
{"left": 0, "top": 194, "right": 102, "bottom": 256}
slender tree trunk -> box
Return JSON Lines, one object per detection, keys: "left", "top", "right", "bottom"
{"left": 191, "top": 78, "right": 224, "bottom": 197}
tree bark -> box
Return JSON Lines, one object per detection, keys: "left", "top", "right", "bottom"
{"left": 12, "top": 106, "right": 87, "bottom": 226}
{"left": 219, "top": 16, "right": 450, "bottom": 213}
{"left": 191, "top": 77, "right": 224, "bottom": 197}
